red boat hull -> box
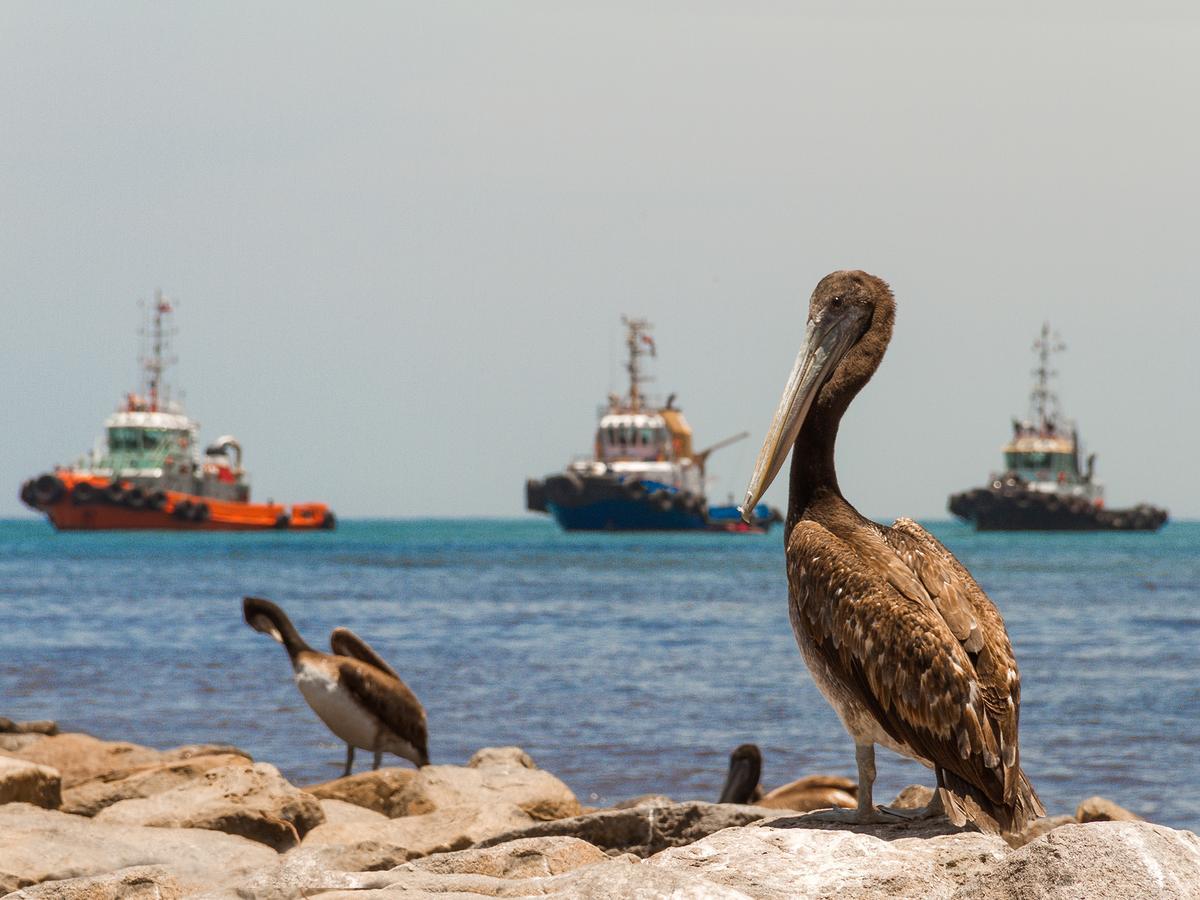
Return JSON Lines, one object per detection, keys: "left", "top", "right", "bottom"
{"left": 22, "top": 473, "right": 334, "bottom": 532}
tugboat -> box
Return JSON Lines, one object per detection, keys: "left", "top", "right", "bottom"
{"left": 20, "top": 293, "right": 336, "bottom": 531}
{"left": 525, "top": 316, "right": 780, "bottom": 532}
{"left": 948, "top": 323, "right": 1167, "bottom": 532}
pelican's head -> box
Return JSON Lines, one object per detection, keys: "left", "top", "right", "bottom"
{"left": 739, "top": 271, "right": 895, "bottom": 521}
{"left": 717, "top": 742, "right": 763, "bottom": 804}
{"left": 242, "top": 596, "right": 286, "bottom": 644}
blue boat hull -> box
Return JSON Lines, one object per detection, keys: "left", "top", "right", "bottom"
{"left": 548, "top": 498, "right": 708, "bottom": 531}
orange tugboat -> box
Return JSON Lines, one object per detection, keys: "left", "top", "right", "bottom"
{"left": 20, "top": 293, "right": 336, "bottom": 531}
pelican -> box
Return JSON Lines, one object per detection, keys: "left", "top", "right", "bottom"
{"left": 243, "top": 597, "right": 429, "bottom": 776}
{"left": 739, "top": 271, "right": 1044, "bottom": 834}
{"left": 718, "top": 743, "right": 857, "bottom": 811}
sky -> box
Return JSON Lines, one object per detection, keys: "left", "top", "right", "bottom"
{"left": 3, "top": 2, "right": 1198, "bottom": 520}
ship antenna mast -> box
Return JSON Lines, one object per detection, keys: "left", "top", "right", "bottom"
{"left": 1029, "top": 321, "right": 1065, "bottom": 431}
{"left": 143, "top": 290, "right": 177, "bottom": 413}
{"left": 621, "top": 315, "right": 654, "bottom": 412}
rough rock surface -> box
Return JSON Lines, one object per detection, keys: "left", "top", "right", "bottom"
{"left": 890, "top": 783, "right": 935, "bottom": 810}
{"left": 467, "top": 746, "right": 537, "bottom": 770}
{"left": 0, "top": 733, "right": 248, "bottom": 790}
{"left": 93, "top": 762, "right": 324, "bottom": 851}
{"left": 0, "top": 757, "right": 61, "bottom": 809}
{"left": 649, "top": 813, "right": 1006, "bottom": 899}
{"left": 398, "top": 835, "right": 608, "bottom": 879}
{"left": 393, "top": 757, "right": 580, "bottom": 822}
{"left": 61, "top": 752, "right": 251, "bottom": 816}
{"left": 611, "top": 793, "right": 674, "bottom": 810}
{"left": 1076, "top": 795, "right": 1141, "bottom": 823}
{"left": 955, "top": 821, "right": 1200, "bottom": 899}
{"left": 304, "top": 768, "right": 417, "bottom": 818}
{"left": 319, "top": 799, "right": 391, "bottom": 827}
{"left": 205, "top": 842, "right": 416, "bottom": 900}
{"left": 0, "top": 803, "right": 275, "bottom": 895}
{"left": 1005, "top": 813, "right": 1075, "bottom": 849}
{"left": 3, "top": 865, "right": 181, "bottom": 899}
{"left": 474, "top": 800, "right": 776, "bottom": 857}
{"left": 303, "top": 801, "right": 536, "bottom": 859}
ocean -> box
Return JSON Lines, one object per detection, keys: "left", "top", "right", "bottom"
{"left": 1, "top": 518, "right": 1195, "bottom": 829}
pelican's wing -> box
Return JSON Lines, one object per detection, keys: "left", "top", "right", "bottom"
{"left": 337, "top": 660, "right": 429, "bottom": 765}
{"left": 787, "top": 519, "right": 1040, "bottom": 833}
{"left": 330, "top": 627, "right": 401, "bottom": 680}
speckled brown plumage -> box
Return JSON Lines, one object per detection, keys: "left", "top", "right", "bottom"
{"left": 743, "top": 271, "right": 1043, "bottom": 834}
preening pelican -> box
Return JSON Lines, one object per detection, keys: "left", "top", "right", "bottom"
{"left": 243, "top": 597, "right": 429, "bottom": 776}
{"left": 718, "top": 743, "right": 857, "bottom": 811}
{"left": 740, "top": 271, "right": 1043, "bottom": 834}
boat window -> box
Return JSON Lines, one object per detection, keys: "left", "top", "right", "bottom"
{"left": 641, "top": 427, "right": 653, "bottom": 445}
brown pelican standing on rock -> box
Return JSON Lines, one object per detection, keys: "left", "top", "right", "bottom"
{"left": 718, "top": 743, "right": 857, "bottom": 811}
{"left": 739, "top": 271, "right": 1044, "bottom": 834}
{"left": 243, "top": 597, "right": 429, "bottom": 776}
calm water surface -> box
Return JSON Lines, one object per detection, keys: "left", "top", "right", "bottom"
{"left": 0, "top": 518, "right": 1196, "bottom": 829}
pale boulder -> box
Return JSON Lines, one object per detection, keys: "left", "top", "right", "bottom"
{"left": 303, "top": 801, "right": 535, "bottom": 859}
{"left": 1076, "top": 795, "right": 1142, "bottom": 823}
{"left": 94, "top": 762, "right": 324, "bottom": 851}
{"left": 0, "top": 757, "right": 61, "bottom": 809}
{"left": 304, "top": 767, "right": 417, "bottom": 818}
{"left": 319, "top": 798, "right": 390, "bottom": 827}
{"left": 0, "top": 803, "right": 275, "bottom": 895}
{"left": 392, "top": 756, "right": 581, "bottom": 822}
{"left": 3, "top": 865, "right": 181, "bottom": 899}
{"left": 61, "top": 752, "right": 251, "bottom": 816}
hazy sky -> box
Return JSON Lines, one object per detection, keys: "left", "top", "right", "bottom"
{"left": 4, "top": 3, "right": 1198, "bottom": 520}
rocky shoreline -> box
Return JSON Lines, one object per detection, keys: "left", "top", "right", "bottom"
{"left": 2, "top": 720, "right": 1198, "bottom": 898}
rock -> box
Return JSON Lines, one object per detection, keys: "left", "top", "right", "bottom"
{"left": 213, "top": 842, "right": 415, "bottom": 900}
{"left": 467, "top": 746, "right": 537, "bottom": 770}
{"left": 474, "top": 801, "right": 777, "bottom": 858}
{"left": 611, "top": 793, "right": 673, "bottom": 810}
{"left": 3, "top": 865, "right": 181, "bottom": 899}
{"left": 648, "top": 813, "right": 1008, "bottom": 898}
{"left": 955, "top": 821, "right": 1200, "bottom": 899}
{"left": 0, "top": 757, "right": 61, "bottom": 809}
{"left": 61, "top": 753, "right": 251, "bottom": 816}
{"left": 1076, "top": 795, "right": 1141, "bottom": 823}
{"left": 393, "top": 757, "right": 580, "bottom": 822}
{"left": 0, "top": 736, "right": 45, "bottom": 754}
{"left": 0, "top": 733, "right": 248, "bottom": 790}
{"left": 94, "top": 762, "right": 324, "bottom": 851}
{"left": 890, "top": 783, "right": 935, "bottom": 810}
{"left": 304, "top": 767, "right": 417, "bottom": 818}
{"left": 0, "top": 719, "right": 58, "bottom": 736}
{"left": 310, "top": 845, "right": 739, "bottom": 899}
{"left": 399, "top": 835, "right": 608, "bottom": 879}
{"left": 303, "top": 801, "right": 535, "bottom": 859}
{"left": 0, "top": 803, "right": 275, "bottom": 895}
{"left": 319, "top": 798, "right": 390, "bottom": 827}
{"left": 1005, "top": 814, "right": 1075, "bottom": 849}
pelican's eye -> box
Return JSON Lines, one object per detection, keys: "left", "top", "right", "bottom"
{"left": 830, "top": 294, "right": 845, "bottom": 310}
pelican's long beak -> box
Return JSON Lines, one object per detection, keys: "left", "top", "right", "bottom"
{"left": 739, "top": 307, "right": 868, "bottom": 522}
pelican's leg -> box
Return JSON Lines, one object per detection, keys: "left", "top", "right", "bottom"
{"left": 373, "top": 749, "right": 383, "bottom": 770}
{"left": 807, "top": 743, "right": 895, "bottom": 825}
{"left": 343, "top": 744, "right": 355, "bottom": 778}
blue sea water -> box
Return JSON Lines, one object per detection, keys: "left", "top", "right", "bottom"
{"left": 0, "top": 518, "right": 1196, "bottom": 830}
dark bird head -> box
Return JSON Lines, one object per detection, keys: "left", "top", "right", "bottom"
{"left": 740, "top": 271, "right": 895, "bottom": 520}
{"left": 243, "top": 596, "right": 312, "bottom": 659}
{"left": 717, "top": 742, "right": 763, "bottom": 804}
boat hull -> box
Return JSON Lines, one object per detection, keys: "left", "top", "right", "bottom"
{"left": 20, "top": 473, "right": 335, "bottom": 532}
{"left": 948, "top": 487, "right": 1167, "bottom": 532}
{"left": 526, "top": 473, "right": 777, "bottom": 533}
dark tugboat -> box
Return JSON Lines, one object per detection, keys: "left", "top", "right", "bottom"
{"left": 948, "top": 323, "right": 1167, "bottom": 532}
{"left": 526, "top": 316, "right": 780, "bottom": 532}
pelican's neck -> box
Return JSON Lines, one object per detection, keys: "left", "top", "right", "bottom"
{"left": 786, "top": 402, "right": 845, "bottom": 532}
{"left": 271, "top": 613, "right": 314, "bottom": 662}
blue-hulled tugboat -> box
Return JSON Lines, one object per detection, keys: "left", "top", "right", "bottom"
{"left": 526, "top": 317, "right": 780, "bottom": 532}
{"left": 948, "top": 323, "right": 1167, "bottom": 531}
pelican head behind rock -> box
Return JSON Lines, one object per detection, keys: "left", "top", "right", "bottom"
{"left": 739, "top": 271, "right": 1044, "bottom": 834}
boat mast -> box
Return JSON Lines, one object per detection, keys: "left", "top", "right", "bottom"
{"left": 1029, "top": 321, "right": 1064, "bottom": 432}
{"left": 621, "top": 316, "right": 654, "bottom": 412}
{"left": 143, "top": 290, "right": 176, "bottom": 413}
